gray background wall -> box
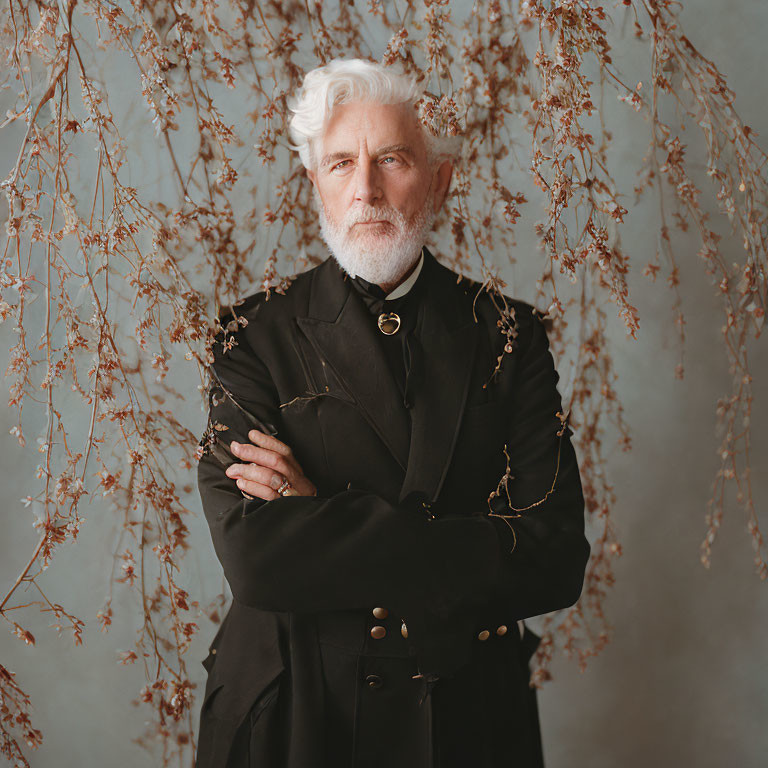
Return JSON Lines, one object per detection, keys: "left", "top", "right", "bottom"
{"left": 1, "top": 1, "right": 766, "bottom": 766}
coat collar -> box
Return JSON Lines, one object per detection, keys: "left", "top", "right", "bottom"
{"left": 296, "top": 245, "right": 480, "bottom": 506}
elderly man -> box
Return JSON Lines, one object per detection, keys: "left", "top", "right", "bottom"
{"left": 195, "top": 57, "right": 590, "bottom": 768}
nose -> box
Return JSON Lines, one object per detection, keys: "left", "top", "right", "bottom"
{"left": 353, "top": 157, "right": 383, "bottom": 206}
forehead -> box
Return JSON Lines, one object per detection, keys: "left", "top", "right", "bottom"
{"left": 318, "top": 100, "right": 426, "bottom": 158}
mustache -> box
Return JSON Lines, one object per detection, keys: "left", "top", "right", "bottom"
{"left": 345, "top": 207, "right": 399, "bottom": 226}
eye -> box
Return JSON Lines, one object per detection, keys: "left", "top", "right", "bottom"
{"left": 380, "top": 155, "right": 399, "bottom": 165}
{"left": 331, "top": 160, "right": 352, "bottom": 172}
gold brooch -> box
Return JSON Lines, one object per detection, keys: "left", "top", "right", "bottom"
{"left": 377, "top": 312, "right": 401, "bottom": 335}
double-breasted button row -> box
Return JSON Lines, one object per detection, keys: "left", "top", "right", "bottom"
{"left": 370, "top": 607, "right": 408, "bottom": 639}
{"left": 371, "top": 606, "right": 387, "bottom": 638}
{"left": 477, "top": 624, "right": 509, "bottom": 641}
{"left": 370, "top": 607, "right": 511, "bottom": 644}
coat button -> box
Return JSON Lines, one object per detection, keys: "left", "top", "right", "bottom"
{"left": 370, "top": 625, "right": 386, "bottom": 639}
{"left": 211, "top": 648, "right": 217, "bottom": 655}
{"left": 400, "top": 621, "right": 408, "bottom": 638}
{"left": 365, "top": 674, "right": 383, "bottom": 689}
{"left": 477, "top": 629, "right": 490, "bottom": 641}
{"left": 496, "top": 624, "right": 508, "bottom": 636}
{"left": 372, "top": 607, "right": 388, "bottom": 619}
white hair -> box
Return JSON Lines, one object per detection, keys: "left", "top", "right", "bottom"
{"left": 286, "top": 58, "right": 462, "bottom": 171}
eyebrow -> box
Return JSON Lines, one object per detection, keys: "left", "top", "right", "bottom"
{"left": 319, "top": 143, "right": 416, "bottom": 169}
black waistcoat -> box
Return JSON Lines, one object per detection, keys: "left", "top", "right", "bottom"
{"left": 347, "top": 260, "right": 426, "bottom": 411}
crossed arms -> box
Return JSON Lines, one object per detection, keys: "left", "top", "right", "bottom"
{"left": 197, "top": 302, "right": 590, "bottom": 669}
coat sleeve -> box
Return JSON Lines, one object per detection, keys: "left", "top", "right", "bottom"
{"left": 481, "top": 305, "right": 591, "bottom": 622}
{"left": 196, "top": 318, "right": 504, "bottom": 621}
{"left": 399, "top": 306, "right": 591, "bottom": 677}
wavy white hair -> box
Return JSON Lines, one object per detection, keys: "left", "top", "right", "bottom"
{"left": 286, "top": 58, "right": 462, "bottom": 171}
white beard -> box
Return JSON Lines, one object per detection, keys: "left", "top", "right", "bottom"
{"left": 313, "top": 185, "right": 436, "bottom": 287}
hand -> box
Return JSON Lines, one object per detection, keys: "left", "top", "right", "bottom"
{"left": 225, "top": 429, "right": 318, "bottom": 500}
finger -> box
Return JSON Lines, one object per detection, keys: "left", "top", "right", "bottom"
{"left": 291, "top": 476, "right": 319, "bottom": 497}
{"left": 229, "top": 441, "right": 301, "bottom": 480}
{"left": 245, "top": 430, "right": 305, "bottom": 476}
{"left": 239, "top": 475, "right": 314, "bottom": 499}
{"left": 235, "top": 467, "right": 317, "bottom": 498}
{"left": 226, "top": 461, "right": 291, "bottom": 491}
{"left": 235, "top": 477, "right": 280, "bottom": 501}
{"left": 247, "top": 429, "right": 293, "bottom": 458}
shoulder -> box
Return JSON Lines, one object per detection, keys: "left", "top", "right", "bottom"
{"left": 208, "top": 260, "right": 326, "bottom": 374}
{"left": 215, "top": 259, "right": 324, "bottom": 335}
{"left": 436, "top": 260, "right": 550, "bottom": 351}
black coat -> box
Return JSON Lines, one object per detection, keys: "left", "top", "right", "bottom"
{"left": 195, "top": 246, "right": 590, "bottom": 768}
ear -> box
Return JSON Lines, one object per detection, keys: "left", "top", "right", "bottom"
{"left": 432, "top": 159, "right": 453, "bottom": 214}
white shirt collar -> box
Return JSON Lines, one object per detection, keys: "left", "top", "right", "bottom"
{"left": 385, "top": 248, "right": 425, "bottom": 300}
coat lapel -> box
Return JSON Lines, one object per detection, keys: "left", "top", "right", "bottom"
{"left": 296, "top": 246, "right": 480, "bottom": 505}
{"left": 398, "top": 248, "right": 480, "bottom": 505}
{"left": 296, "top": 256, "right": 412, "bottom": 470}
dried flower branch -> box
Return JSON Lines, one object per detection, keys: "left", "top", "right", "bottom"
{"left": 0, "top": 0, "right": 764, "bottom": 763}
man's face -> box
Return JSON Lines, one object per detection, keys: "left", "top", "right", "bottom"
{"left": 306, "top": 100, "right": 452, "bottom": 287}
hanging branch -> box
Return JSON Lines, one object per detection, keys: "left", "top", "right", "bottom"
{"left": 0, "top": 0, "right": 764, "bottom": 764}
